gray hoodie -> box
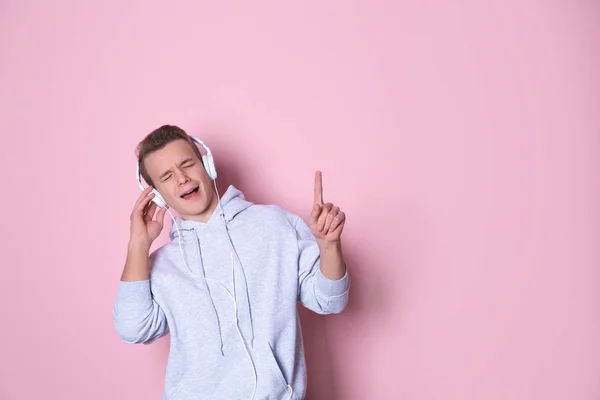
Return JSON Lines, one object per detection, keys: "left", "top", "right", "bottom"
{"left": 113, "top": 186, "right": 350, "bottom": 399}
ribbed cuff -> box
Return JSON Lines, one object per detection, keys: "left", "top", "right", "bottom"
{"left": 315, "top": 267, "right": 350, "bottom": 297}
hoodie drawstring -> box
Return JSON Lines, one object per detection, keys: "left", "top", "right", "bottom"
{"left": 192, "top": 229, "right": 225, "bottom": 355}
{"left": 219, "top": 214, "right": 255, "bottom": 347}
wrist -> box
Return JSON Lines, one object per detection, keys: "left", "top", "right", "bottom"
{"left": 317, "top": 239, "right": 345, "bottom": 280}
{"left": 318, "top": 239, "right": 342, "bottom": 253}
{"left": 128, "top": 239, "right": 150, "bottom": 254}
{"left": 122, "top": 240, "right": 151, "bottom": 282}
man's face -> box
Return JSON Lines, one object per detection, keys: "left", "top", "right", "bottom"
{"left": 144, "top": 139, "right": 216, "bottom": 220}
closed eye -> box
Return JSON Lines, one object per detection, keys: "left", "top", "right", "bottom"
{"left": 161, "top": 174, "right": 172, "bottom": 182}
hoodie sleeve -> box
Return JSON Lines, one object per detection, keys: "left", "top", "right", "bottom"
{"left": 112, "top": 278, "right": 169, "bottom": 344}
{"left": 294, "top": 216, "right": 350, "bottom": 314}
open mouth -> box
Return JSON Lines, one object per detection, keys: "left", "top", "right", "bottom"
{"left": 180, "top": 186, "right": 199, "bottom": 200}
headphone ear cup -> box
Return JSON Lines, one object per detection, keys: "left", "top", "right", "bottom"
{"left": 202, "top": 155, "right": 217, "bottom": 180}
{"left": 151, "top": 189, "right": 167, "bottom": 208}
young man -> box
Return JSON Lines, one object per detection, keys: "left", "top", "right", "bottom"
{"left": 113, "top": 125, "right": 350, "bottom": 400}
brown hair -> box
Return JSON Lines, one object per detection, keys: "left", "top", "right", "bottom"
{"left": 136, "top": 125, "right": 202, "bottom": 186}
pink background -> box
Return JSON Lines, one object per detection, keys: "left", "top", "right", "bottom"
{"left": 1, "top": 1, "right": 599, "bottom": 399}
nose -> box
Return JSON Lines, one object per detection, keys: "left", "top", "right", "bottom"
{"left": 175, "top": 168, "right": 190, "bottom": 185}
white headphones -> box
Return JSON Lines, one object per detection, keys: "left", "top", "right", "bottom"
{"left": 135, "top": 136, "right": 217, "bottom": 208}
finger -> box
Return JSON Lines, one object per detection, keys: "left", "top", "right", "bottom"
{"left": 313, "top": 171, "right": 324, "bottom": 205}
{"left": 144, "top": 201, "right": 157, "bottom": 223}
{"left": 309, "top": 203, "right": 321, "bottom": 224}
{"left": 156, "top": 205, "right": 168, "bottom": 226}
{"left": 317, "top": 203, "right": 333, "bottom": 231}
{"left": 330, "top": 219, "right": 345, "bottom": 236}
{"left": 323, "top": 206, "right": 340, "bottom": 233}
{"left": 133, "top": 189, "right": 154, "bottom": 215}
{"left": 132, "top": 192, "right": 155, "bottom": 219}
{"left": 327, "top": 211, "right": 345, "bottom": 234}
{"left": 134, "top": 186, "right": 154, "bottom": 210}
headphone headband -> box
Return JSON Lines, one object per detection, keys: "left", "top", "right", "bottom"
{"left": 135, "top": 162, "right": 145, "bottom": 191}
{"left": 190, "top": 136, "right": 213, "bottom": 157}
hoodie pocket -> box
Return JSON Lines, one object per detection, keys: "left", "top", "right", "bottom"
{"left": 260, "top": 342, "right": 289, "bottom": 392}
{"left": 164, "top": 362, "right": 193, "bottom": 400}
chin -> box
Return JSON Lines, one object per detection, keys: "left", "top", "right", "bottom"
{"left": 173, "top": 189, "right": 214, "bottom": 217}
{"left": 181, "top": 200, "right": 211, "bottom": 215}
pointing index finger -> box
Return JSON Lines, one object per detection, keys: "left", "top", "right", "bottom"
{"left": 314, "top": 171, "right": 323, "bottom": 205}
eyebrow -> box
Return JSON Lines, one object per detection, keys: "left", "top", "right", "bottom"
{"left": 158, "top": 157, "right": 195, "bottom": 180}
